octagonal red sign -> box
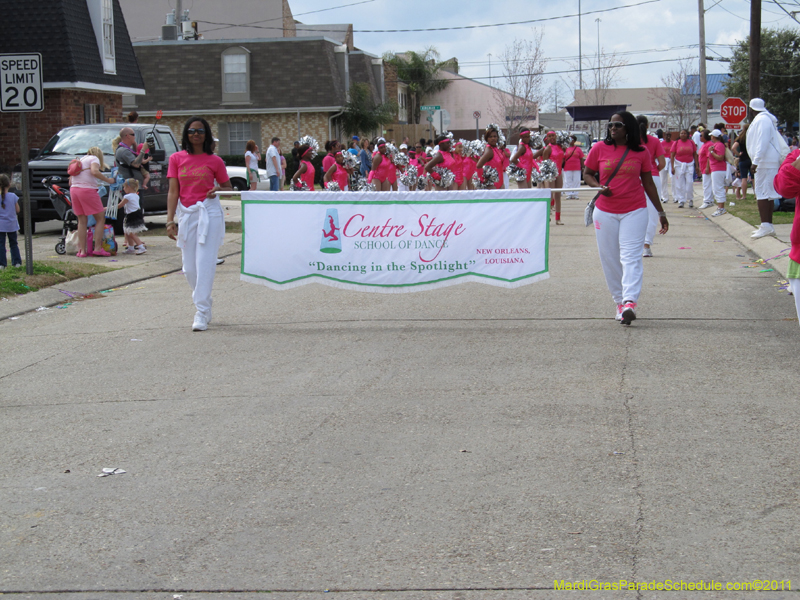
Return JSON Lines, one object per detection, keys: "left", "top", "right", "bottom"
{"left": 720, "top": 97, "right": 747, "bottom": 124}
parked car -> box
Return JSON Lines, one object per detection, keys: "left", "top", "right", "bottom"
{"left": 12, "top": 123, "right": 180, "bottom": 233}
{"left": 225, "top": 165, "right": 269, "bottom": 191}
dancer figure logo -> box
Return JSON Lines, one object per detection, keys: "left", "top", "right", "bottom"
{"left": 320, "top": 208, "right": 342, "bottom": 253}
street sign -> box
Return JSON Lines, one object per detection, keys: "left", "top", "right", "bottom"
{"left": 0, "top": 53, "right": 43, "bottom": 112}
{"left": 426, "top": 116, "right": 433, "bottom": 122}
{"left": 421, "top": 105, "right": 440, "bottom": 111}
{"left": 726, "top": 124, "right": 742, "bottom": 130}
{"left": 720, "top": 97, "right": 747, "bottom": 125}
{"left": 473, "top": 111, "right": 481, "bottom": 119}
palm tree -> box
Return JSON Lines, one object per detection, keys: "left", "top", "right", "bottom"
{"left": 384, "top": 47, "right": 451, "bottom": 125}
{"left": 339, "top": 83, "right": 398, "bottom": 138}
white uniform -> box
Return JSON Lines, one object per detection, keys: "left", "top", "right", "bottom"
{"left": 748, "top": 109, "right": 782, "bottom": 200}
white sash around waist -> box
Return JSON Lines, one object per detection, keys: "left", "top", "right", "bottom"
{"left": 176, "top": 195, "right": 224, "bottom": 249}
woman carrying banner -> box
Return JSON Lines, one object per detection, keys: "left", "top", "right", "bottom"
{"left": 475, "top": 124, "right": 506, "bottom": 190}
{"left": 562, "top": 136, "right": 584, "bottom": 199}
{"left": 637, "top": 115, "right": 666, "bottom": 258}
{"left": 369, "top": 137, "right": 397, "bottom": 191}
{"left": 166, "top": 116, "right": 232, "bottom": 332}
{"left": 583, "top": 111, "right": 669, "bottom": 325}
{"left": 670, "top": 129, "right": 698, "bottom": 208}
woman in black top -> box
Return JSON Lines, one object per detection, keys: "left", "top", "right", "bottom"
{"left": 732, "top": 123, "right": 750, "bottom": 201}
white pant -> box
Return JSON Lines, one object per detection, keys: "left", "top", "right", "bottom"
{"left": 593, "top": 206, "right": 648, "bottom": 304}
{"left": 563, "top": 170, "right": 581, "bottom": 196}
{"left": 754, "top": 166, "right": 780, "bottom": 200}
{"left": 659, "top": 159, "right": 671, "bottom": 201}
{"left": 673, "top": 161, "right": 693, "bottom": 204}
{"left": 790, "top": 279, "right": 800, "bottom": 326}
{"left": 711, "top": 170, "right": 726, "bottom": 204}
{"left": 702, "top": 173, "right": 713, "bottom": 204}
{"left": 177, "top": 197, "right": 225, "bottom": 320}
{"left": 645, "top": 175, "right": 661, "bottom": 246}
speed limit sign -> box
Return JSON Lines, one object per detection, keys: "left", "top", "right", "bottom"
{"left": 0, "top": 53, "right": 43, "bottom": 112}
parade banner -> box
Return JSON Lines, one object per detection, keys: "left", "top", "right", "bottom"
{"left": 239, "top": 189, "right": 550, "bottom": 293}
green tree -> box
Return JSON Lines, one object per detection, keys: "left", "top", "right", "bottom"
{"left": 384, "top": 47, "right": 452, "bottom": 125}
{"left": 339, "top": 83, "right": 398, "bottom": 138}
{"left": 725, "top": 28, "right": 800, "bottom": 126}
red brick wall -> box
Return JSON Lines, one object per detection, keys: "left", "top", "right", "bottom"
{"left": 0, "top": 90, "right": 123, "bottom": 171}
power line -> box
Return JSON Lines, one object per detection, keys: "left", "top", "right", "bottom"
{"left": 458, "top": 44, "right": 703, "bottom": 67}
{"left": 194, "top": 0, "right": 661, "bottom": 34}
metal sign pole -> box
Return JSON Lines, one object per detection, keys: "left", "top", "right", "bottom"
{"left": 20, "top": 112, "right": 33, "bottom": 275}
{"left": 476, "top": 118, "right": 479, "bottom": 140}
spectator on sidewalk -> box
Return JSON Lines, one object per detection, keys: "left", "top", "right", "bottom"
{"left": 0, "top": 174, "right": 21, "bottom": 268}
{"left": 115, "top": 127, "right": 150, "bottom": 189}
{"left": 772, "top": 148, "right": 800, "bottom": 324}
{"left": 749, "top": 98, "right": 784, "bottom": 239}
{"left": 266, "top": 137, "right": 282, "bottom": 191}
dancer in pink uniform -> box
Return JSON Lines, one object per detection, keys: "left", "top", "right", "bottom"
{"left": 533, "top": 131, "right": 565, "bottom": 224}
{"left": 475, "top": 124, "right": 505, "bottom": 189}
{"left": 424, "top": 135, "right": 457, "bottom": 191}
{"left": 369, "top": 138, "right": 397, "bottom": 191}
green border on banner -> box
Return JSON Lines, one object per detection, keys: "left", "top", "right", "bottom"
{"left": 240, "top": 196, "right": 550, "bottom": 288}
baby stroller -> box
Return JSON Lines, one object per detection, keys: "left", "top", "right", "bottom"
{"left": 42, "top": 176, "right": 77, "bottom": 255}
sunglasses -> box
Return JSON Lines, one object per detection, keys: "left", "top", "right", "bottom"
{"left": 607, "top": 122, "right": 625, "bottom": 130}
{"left": 187, "top": 128, "right": 206, "bottom": 135}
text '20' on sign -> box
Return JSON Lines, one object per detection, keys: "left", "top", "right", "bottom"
{"left": 0, "top": 53, "right": 43, "bottom": 112}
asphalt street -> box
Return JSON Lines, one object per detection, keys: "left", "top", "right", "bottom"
{"left": 1, "top": 189, "right": 798, "bottom": 600}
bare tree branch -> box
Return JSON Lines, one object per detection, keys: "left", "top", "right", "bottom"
{"left": 651, "top": 58, "right": 700, "bottom": 131}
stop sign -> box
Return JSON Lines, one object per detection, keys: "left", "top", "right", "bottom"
{"left": 720, "top": 97, "right": 747, "bottom": 124}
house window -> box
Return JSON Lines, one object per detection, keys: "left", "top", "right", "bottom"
{"left": 84, "top": 104, "right": 104, "bottom": 124}
{"left": 87, "top": 0, "right": 116, "bottom": 74}
{"left": 221, "top": 47, "right": 251, "bottom": 103}
{"left": 228, "top": 122, "right": 251, "bottom": 155}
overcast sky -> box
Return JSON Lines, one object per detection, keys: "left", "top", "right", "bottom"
{"left": 291, "top": 0, "right": 800, "bottom": 109}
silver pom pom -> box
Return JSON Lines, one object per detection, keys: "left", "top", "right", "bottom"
{"left": 555, "top": 131, "right": 571, "bottom": 148}
{"left": 398, "top": 164, "right": 419, "bottom": 187}
{"left": 529, "top": 132, "right": 544, "bottom": 149}
{"left": 430, "top": 166, "right": 455, "bottom": 188}
{"left": 290, "top": 179, "right": 310, "bottom": 191}
{"left": 341, "top": 150, "right": 359, "bottom": 170}
{"left": 325, "top": 181, "right": 341, "bottom": 192}
{"left": 506, "top": 163, "right": 527, "bottom": 182}
{"left": 478, "top": 166, "right": 499, "bottom": 189}
{"left": 357, "top": 180, "right": 377, "bottom": 192}
{"left": 298, "top": 135, "right": 319, "bottom": 159}
{"left": 463, "top": 139, "right": 485, "bottom": 158}
{"left": 416, "top": 176, "right": 427, "bottom": 191}
{"left": 471, "top": 172, "right": 481, "bottom": 188}
{"left": 392, "top": 151, "right": 409, "bottom": 168}
{"left": 537, "top": 159, "right": 558, "bottom": 182}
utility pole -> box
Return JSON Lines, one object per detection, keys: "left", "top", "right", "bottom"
{"left": 176, "top": 0, "right": 183, "bottom": 39}
{"left": 488, "top": 53, "right": 492, "bottom": 87}
{"left": 698, "top": 0, "right": 708, "bottom": 124}
{"left": 578, "top": 0, "right": 583, "bottom": 89}
{"left": 750, "top": 0, "right": 761, "bottom": 117}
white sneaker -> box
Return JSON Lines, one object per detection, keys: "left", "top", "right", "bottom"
{"left": 751, "top": 224, "right": 776, "bottom": 239}
{"left": 216, "top": 258, "right": 225, "bottom": 265}
{"left": 620, "top": 301, "right": 637, "bottom": 325}
{"left": 124, "top": 247, "right": 136, "bottom": 254}
{"left": 688, "top": 200, "right": 694, "bottom": 208}
{"left": 642, "top": 246, "right": 653, "bottom": 257}
{"left": 192, "top": 313, "right": 208, "bottom": 331}
{"left": 135, "top": 245, "right": 147, "bottom": 255}
{"left": 615, "top": 304, "right": 624, "bottom": 321}
{"left": 678, "top": 202, "right": 685, "bottom": 208}
{"left": 699, "top": 202, "right": 714, "bottom": 209}
{"left": 711, "top": 207, "right": 727, "bottom": 217}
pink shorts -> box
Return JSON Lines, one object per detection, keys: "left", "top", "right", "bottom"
{"left": 70, "top": 187, "right": 104, "bottom": 216}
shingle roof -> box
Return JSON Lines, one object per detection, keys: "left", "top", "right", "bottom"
{"left": 132, "top": 38, "right": 349, "bottom": 111}
{"left": 0, "top": 0, "right": 144, "bottom": 92}
{"left": 349, "top": 52, "right": 381, "bottom": 104}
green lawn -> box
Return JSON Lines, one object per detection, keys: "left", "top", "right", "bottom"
{"left": 725, "top": 191, "right": 795, "bottom": 228}
{"left": 1, "top": 262, "right": 115, "bottom": 298}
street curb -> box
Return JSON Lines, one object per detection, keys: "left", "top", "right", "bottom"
{"left": 0, "top": 239, "right": 242, "bottom": 321}
{"left": 697, "top": 206, "right": 792, "bottom": 278}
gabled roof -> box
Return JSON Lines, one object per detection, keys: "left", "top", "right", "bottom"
{"left": 0, "top": 0, "right": 144, "bottom": 94}
{"left": 684, "top": 73, "right": 731, "bottom": 95}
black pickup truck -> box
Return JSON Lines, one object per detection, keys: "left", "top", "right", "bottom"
{"left": 13, "top": 123, "right": 180, "bottom": 233}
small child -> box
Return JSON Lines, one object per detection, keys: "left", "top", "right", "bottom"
{"left": 0, "top": 174, "right": 21, "bottom": 268}
{"left": 117, "top": 178, "right": 147, "bottom": 254}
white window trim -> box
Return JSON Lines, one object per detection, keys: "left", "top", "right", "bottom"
{"left": 86, "top": 0, "right": 116, "bottom": 75}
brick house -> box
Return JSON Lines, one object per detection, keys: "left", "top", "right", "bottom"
{"left": 0, "top": 0, "right": 145, "bottom": 171}
{"left": 128, "top": 36, "right": 385, "bottom": 155}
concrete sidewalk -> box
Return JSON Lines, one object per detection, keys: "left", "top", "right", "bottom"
{"left": 1, "top": 186, "right": 798, "bottom": 598}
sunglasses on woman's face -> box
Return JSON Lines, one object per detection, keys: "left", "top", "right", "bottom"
{"left": 188, "top": 128, "right": 205, "bottom": 135}
{"left": 607, "top": 122, "right": 625, "bottom": 130}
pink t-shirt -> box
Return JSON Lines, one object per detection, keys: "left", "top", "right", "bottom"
{"left": 709, "top": 141, "right": 727, "bottom": 172}
{"left": 642, "top": 135, "right": 665, "bottom": 176}
{"left": 698, "top": 141, "right": 711, "bottom": 173}
{"left": 563, "top": 146, "right": 584, "bottom": 171}
{"left": 672, "top": 139, "right": 695, "bottom": 164}
{"left": 167, "top": 150, "right": 229, "bottom": 208}
{"left": 548, "top": 144, "right": 564, "bottom": 174}
{"left": 661, "top": 139, "right": 673, "bottom": 157}
{"left": 322, "top": 154, "right": 336, "bottom": 174}
{"left": 585, "top": 143, "right": 652, "bottom": 214}
{"left": 70, "top": 155, "right": 102, "bottom": 189}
